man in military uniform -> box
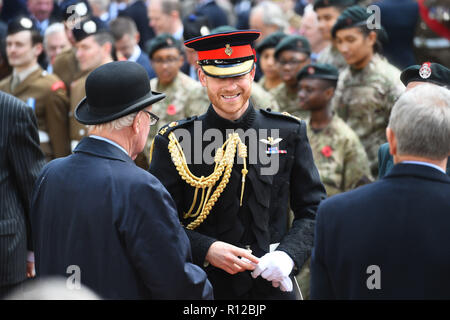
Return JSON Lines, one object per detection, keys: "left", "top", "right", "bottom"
{"left": 295, "top": 63, "right": 371, "bottom": 299}
{"left": 271, "top": 35, "right": 311, "bottom": 119}
{"left": 68, "top": 17, "right": 113, "bottom": 151}
{"left": 378, "top": 62, "right": 450, "bottom": 178}
{"left": 313, "top": 0, "right": 354, "bottom": 71}
{"left": 298, "top": 63, "right": 372, "bottom": 196}
{"left": 148, "top": 30, "right": 326, "bottom": 299}
{"left": 144, "top": 33, "right": 209, "bottom": 164}
{"left": 0, "top": 16, "right": 70, "bottom": 161}
{"left": 330, "top": 6, "right": 404, "bottom": 176}
{"left": 52, "top": 0, "right": 91, "bottom": 93}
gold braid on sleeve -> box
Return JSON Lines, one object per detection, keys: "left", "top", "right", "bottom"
{"left": 167, "top": 131, "right": 248, "bottom": 230}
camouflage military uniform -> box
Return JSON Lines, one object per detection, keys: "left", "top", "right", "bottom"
{"left": 144, "top": 72, "right": 209, "bottom": 161}
{"left": 0, "top": 67, "right": 70, "bottom": 161}
{"left": 306, "top": 115, "right": 372, "bottom": 196}
{"left": 317, "top": 44, "right": 348, "bottom": 72}
{"left": 271, "top": 82, "right": 309, "bottom": 119}
{"left": 250, "top": 82, "right": 280, "bottom": 111}
{"left": 331, "top": 54, "right": 404, "bottom": 177}
{"left": 257, "top": 76, "right": 282, "bottom": 95}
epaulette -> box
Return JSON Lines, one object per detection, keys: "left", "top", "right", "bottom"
{"left": 260, "top": 108, "right": 302, "bottom": 123}
{"left": 157, "top": 115, "right": 198, "bottom": 137}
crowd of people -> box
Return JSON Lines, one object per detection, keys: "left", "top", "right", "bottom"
{"left": 0, "top": 0, "right": 449, "bottom": 300}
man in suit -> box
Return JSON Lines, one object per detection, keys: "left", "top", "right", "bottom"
{"left": 0, "top": 16, "right": 71, "bottom": 161}
{"left": 0, "top": 91, "right": 45, "bottom": 298}
{"left": 30, "top": 61, "right": 213, "bottom": 299}
{"left": 311, "top": 83, "right": 450, "bottom": 299}
{"left": 109, "top": 16, "right": 155, "bottom": 79}
{"left": 378, "top": 62, "right": 450, "bottom": 178}
{"left": 149, "top": 30, "right": 326, "bottom": 299}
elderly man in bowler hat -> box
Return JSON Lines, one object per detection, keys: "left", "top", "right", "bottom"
{"left": 30, "top": 61, "right": 213, "bottom": 299}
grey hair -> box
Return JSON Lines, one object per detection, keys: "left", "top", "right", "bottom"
{"left": 43, "top": 22, "right": 66, "bottom": 48}
{"left": 87, "top": 112, "right": 138, "bottom": 132}
{"left": 250, "top": 1, "right": 288, "bottom": 30}
{"left": 388, "top": 84, "right": 450, "bottom": 160}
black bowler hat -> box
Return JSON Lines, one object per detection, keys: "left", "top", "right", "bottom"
{"left": 75, "top": 61, "right": 165, "bottom": 125}
{"left": 7, "top": 16, "right": 39, "bottom": 35}
{"left": 297, "top": 63, "right": 339, "bottom": 81}
{"left": 184, "top": 29, "right": 260, "bottom": 78}
{"left": 400, "top": 62, "right": 450, "bottom": 87}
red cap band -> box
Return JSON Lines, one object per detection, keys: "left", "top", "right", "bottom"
{"left": 197, "top": 44, "right": 254, "bottom": 61}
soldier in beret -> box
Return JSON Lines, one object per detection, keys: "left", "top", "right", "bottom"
{"left": 149, "top": 30, "right": 326, "bottom": 299}
{"left": 296, "top": 63, "right": 371, "bottom": 299}
{"left": 330, "top": 5, "right": 404, "bottom": 177}
{"left": 313, "top": 0, "right": 355, "bottom": 71}
{"left": 30, "top": 61, "right": 213, "bottom": 299}
{"left": 271, "top": 34, "right": 311, "bottom": 119}
{"left": 378, "top": 62, "right": 450, "bottom": 178}
{"left": 52, "top": 0, "right": 91, "bottom": 93}
{"left": 256, "top": 31, "right": 286, "bottom": 93}
{"left": 69, "top": 17, "right": 113, "bottom": 151}
{"left": 0, "top": 16, "right": 70, "bottom": 161}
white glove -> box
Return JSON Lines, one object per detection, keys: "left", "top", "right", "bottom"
{"left": 272, "top": 276, "right": 293, "bottom": 292}
{"left": 251, "top": 251, "right": 294, "bottom": 282}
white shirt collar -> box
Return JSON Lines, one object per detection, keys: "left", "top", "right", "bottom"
{"left": 89, "top": 135, "right": 129, "bottom": 156}
{"left": 401, "top": 161, "right": 446, "bottom": 174}
{"left": 128, "top": 45, "right": 141, "bottom": 62}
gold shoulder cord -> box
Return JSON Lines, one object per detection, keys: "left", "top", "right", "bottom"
{"left": 167, "top": 131, "right": 248, "bottom": 230}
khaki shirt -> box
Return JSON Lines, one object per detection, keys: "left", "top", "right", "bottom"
{"left": 0, "top": 67, "right": 71, "bottom": 160}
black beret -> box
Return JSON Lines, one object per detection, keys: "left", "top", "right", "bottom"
{"left": 147, "top": 34, "right": 182, "bottom": 59}
{"left": 313, "top": 0, "right": 356, "bottom": 10}
{"left": 182, "top": 14, "right": 211, "bottom": 40}
{"left": 184, "top": 29, "right": 260, "bottom": 78}
{"left": 297, "top": 63, "right": 339, "bottom": 81}
{"left": 400, "top": 62, "right": 450, "bottom": 87}
{"left": 7, "top": 16, "right": 39, "bottom": 35}
{"left": 274, "top": 35, "right": 311, "bottom": 58}
{"left": 72, "top": 17, "right": 108, "bottom": 42}
{"left": 256, "top": 31, "right": 287, "bottom": 55}
{"left": 331, "top": 5, "right": 388, "bottom": 43}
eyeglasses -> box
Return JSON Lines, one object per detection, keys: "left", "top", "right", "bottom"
{"left": 277, "top": 59, "right": 308, "bottom": 67}
{"left": 141, "top": 110, "right": 159, "bottom": 126}
{"left": 152, "top": 57, "right": 180, "bottom": 65}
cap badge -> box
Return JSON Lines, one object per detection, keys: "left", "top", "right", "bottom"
{"left": 83, "top": 20, "right": 97, "bottom": 34}
{"left": 308, "top": 67, "right": 315, "bottom": 74}
{"left": 166, "top": 38, "right": 173, "bottom": 45}
{"left": 225, "top": 44, "right": 233, "bottom": 56}
{"left": 419, "top": 62, "right": 432, "bottom": 79}
{"left": 20, "top": 17, "right": 33, "bottom": 29}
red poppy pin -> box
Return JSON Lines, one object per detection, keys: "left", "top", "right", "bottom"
{"left": 321, "top": 145, "right": 333, "bottom": 158}
{"left": 167, "top": 104, "right": 177, "bottom": 115}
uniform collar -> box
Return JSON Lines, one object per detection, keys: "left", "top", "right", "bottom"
{"left": 13, "top": 63, "right": 40, "bottom": 83}
{"left": 204, "top": 101, "right": 256, "bottom": 131}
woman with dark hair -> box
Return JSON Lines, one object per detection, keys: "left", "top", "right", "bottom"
{"left": 330, "top": 5, "right": 404, "bottom": 177}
